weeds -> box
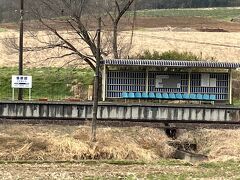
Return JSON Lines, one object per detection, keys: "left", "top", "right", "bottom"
{"left": 0, "top": 125, "right": 173, "bottom": 161}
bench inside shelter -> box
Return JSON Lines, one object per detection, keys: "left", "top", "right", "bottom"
{"left": 121, "top": 92, "right": 216, "bottom": 104}
{"left": 101, "top": 59, "right": 240, "bottom": 105}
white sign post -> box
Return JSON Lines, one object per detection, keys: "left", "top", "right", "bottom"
{"left": 11, "top": 75, "right": 32, "bottom": 101}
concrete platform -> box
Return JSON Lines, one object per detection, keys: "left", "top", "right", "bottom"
{"left": 0, "top": 101, "right": 240, "bottom": 123}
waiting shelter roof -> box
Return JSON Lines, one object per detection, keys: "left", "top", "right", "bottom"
{"left": 102, "top": 59, "right": 240, "bottom": 69}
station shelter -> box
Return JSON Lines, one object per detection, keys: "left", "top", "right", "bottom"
{"left": 101, "top": 59, "right": 240, "bottom": 104}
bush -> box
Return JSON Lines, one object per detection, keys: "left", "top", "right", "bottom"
{"left": 135, "top": 50, "right": 202, "bottom": 61}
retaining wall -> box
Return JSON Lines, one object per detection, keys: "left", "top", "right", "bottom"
{"left": 0, "top": 101, "right": 240, "bottom": 122}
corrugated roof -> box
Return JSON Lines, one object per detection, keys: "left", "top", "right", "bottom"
{"left": 102, "top": 59, "right": 240, "bottom": 69}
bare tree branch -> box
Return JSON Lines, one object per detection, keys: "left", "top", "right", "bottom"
{"left": 38, "top": 17, "right": 96, "bottom": 70}
{"left": 102, "top": 0, "right": 135, "bottom": 58}
{"left": 43, "top": 52, "right": 77, "bottom": 61}
{"left": 4, "top": 0, "right": 136, "bottom": 70}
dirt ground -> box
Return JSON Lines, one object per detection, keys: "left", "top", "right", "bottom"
{"left": 2, "top": 17, "right": 240, "bottom": 32}
{"left": 0, "top": 160, "right": 239, "bottom": 179}
{"left": 0, "top": 162, "right": 195, "bottom": 179}
{"left": 0, "top": 162, "right": 216, "bottom": 179}
{"left": 134, "top": 17, "right": 240, "bottom": 32}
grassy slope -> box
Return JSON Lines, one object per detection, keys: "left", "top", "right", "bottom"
{"left": 0, "top": 28, "right": 6, "bottom": 32}
{"left": 0, "top": 67, "right": 94, "bottom": 100}
{"left": 136, "top": 7, "right": 240, "bottom": 21}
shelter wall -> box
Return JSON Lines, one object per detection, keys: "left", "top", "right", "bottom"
{"left": 106, "top": 71, "right": 229, "bottom": 101}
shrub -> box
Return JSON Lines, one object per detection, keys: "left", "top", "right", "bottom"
{"left": 135, "top": 50, "right": 202, "bottom": 61}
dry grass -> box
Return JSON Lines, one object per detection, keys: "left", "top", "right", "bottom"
{"left": 128, "top": 30, "right": 240, "bottom": 62}
{"left": 178, "top": 129, "right": 240, "bottom": 161}
{"left": 1, "top": 29, "right": 240, "bottom": 68}
{"left": 0, "top": 124, "right": 173, "bottom": 161}
{"left": 0, "top": 124, "right": 240, "bottom": 162}
{"left": 0, "top": 125, "right": 240, "bottom": 161}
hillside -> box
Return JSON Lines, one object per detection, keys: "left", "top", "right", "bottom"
{"left": 1, "top": 1, "right": 240, "bottom": 23}
{"left": 1, "top": 21, "right": 240, "bottom": 68}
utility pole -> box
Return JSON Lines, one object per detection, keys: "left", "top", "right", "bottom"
{"left": 91, "top": 17, "right": 101, "bottom": 142}
{"left": 18, "top": 0, "right": 24, "bottom": 100}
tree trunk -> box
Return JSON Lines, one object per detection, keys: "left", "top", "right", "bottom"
{"left": 91, "top": 17, "right": 101, "bottom": 142}
{"left": 113, "top": 23, "right": 118, "bottom": 59}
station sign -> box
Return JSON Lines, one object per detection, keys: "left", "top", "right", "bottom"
{"left": 11, "top": 75, "right": 32, "bottom": 89}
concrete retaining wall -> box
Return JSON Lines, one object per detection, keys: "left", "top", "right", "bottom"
{"left": 0, "top": 101, "right": 240, "bottom": 122}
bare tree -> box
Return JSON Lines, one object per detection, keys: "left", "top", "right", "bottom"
{"left": 7, "top": 0, "right": 136, "bottom": 70}
{"left": 100, "top": 0, "right": 135, "bottom": 58}
{"left": 7, "top": 0, "right": 135, "bottom": 142}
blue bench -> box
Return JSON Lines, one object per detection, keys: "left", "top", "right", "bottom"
{"left": 176, "top": 93, "right": 183, "bottom": 100}
{"left": 121, "top": 92, "right": 216, "bottom": 103}
{"left": 142, "top": 92, "right": 149, "bottom": 99}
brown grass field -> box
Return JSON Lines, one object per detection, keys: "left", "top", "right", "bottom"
{"left": 1, "top": 30, "right": 240, "bottom": 67}
{"left": 1, "top": 17, "right": 240, "bottom": 67}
